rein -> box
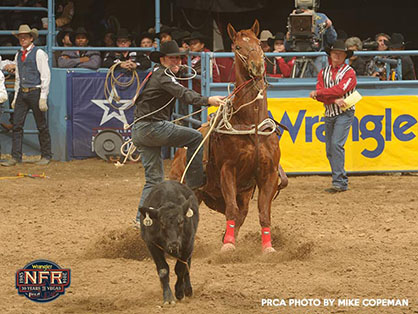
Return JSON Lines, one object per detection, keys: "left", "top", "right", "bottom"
{"left": 152, "top": 241, "right": 191, "bottom": 274}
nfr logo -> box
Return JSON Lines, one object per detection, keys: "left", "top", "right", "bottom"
{"left": 276, "top": 108, "right": 417, "bottom": 158}
{"left": 16, "top": 260, "right": 71, "bottom": 303}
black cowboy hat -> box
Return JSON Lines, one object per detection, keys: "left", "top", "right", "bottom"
{"left": 70, "top": 26, "right": 90, "bottom": 44}
{"left": 149, "top": 40, "right": 186, "bottom": 63}
{"left": 389, "top": 33, "right": 407, "bottom": 49}
{"left": 268, "top": 32, "right": 285, "bottom": 47}
{"left": 185, "top": 31, "right": 207, "bottom": 44}
{"left": 154, "top": 25, "right": 174, "bottom": 39}
{"left": 137, "top": 31, "right": 154, "bottom": 44}
{"left": 56, "top": 27, "right": 73, "bottom": 47}
{"left": 115, "top": 28, "right": 132, "bottom": 40}
{"left": 325, "top": 39, "right": 353, "bottom": 59}
{"left": 172, "top": 29, "right": 191, "bottom": 44}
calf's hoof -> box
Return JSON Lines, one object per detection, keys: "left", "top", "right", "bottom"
{"left": 184, "top": 286, "right": 193, "bottom": 297}
{"left": 262, "top": 246, "right": 276, "bottom": 254}
{"left": 175, "top": 285, "right": 185, "bottom": 300}
{"left": 163, "top": 300, "right": 176, "bottom": 306}
{"left": 221, "top": 243, "right": 236, "bottom": 252}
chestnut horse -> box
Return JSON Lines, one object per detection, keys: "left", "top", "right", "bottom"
{"left": 169, "top": 20, "right": 287, "bottom": 253}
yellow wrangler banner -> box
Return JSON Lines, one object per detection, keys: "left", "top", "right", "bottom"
{"left": 267, "top": 96, "right": 418, "bottom": 173}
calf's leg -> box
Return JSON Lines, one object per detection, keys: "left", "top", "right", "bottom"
{"left": 147, "top": 244, "right": 175, "bottom": 304}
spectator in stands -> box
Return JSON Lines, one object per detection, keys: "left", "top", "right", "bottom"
{"left": 172, "top": 29, "right": 191, "bottom": 52}
{"left": 138, "top": 32, "right": 153, "bottom": 48}
{"left": 185, "top": 31, "right": 220, "bottom": 92}
{"left": 309, "top": 40, "right": 357, "bottom": 193}
{"left": 259, "top": 30, "right": 273, "bottom": 52}
{"left": 1, "top": 24, "right": 52, "bottom": 167}
{"left": 57, "top": 27, "right": 101, "bottom": 69}
{"left": 266, "top": 32, "right": 295, "bottom": 78}
{"left": 345, "top": 37, "right": 366, "bottom": 75}
{"left": 103, "top": 31, "right": 115, "bottom": 47}
{"left": 389, "top": 33, "right": 416, "bottom": 80}
{"left": 55, "top": 0, "right": 74, "bottom": 29}
{"left": 102, "top": 28, "right": 151, "bottom": 71}
{"left": 155, "top": 25, "right": 173, "bottom": 43}
{"left": 53, "top": 27, "right": 73, "bottom": 67}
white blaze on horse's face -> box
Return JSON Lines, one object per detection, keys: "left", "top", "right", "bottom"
{"left": 235, "top": 31, "right": 265, "bottom": 78}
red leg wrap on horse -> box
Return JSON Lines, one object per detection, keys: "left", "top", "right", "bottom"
{"left": 262, "top": 227, "right": 272, "bottom": 249}
{"left": 223, "top": 220, "right": 235, "bottom": 244}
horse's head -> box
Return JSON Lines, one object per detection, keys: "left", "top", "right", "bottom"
{"left": 227, "top": 20, "right": 264, "bottom": 78}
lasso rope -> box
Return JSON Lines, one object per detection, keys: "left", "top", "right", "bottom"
{"left": 115, "top": 65, "right": 199, "bottom": 168}
{"left": 104, "top": 62, "right": 142, "bottom": 110}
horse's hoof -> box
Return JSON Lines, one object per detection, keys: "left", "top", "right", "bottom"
{"left": 221, "top": 243, "right": 236, "bottom": 252}
{"left": 263, "top": 246, "right": 276, "bottom": 254}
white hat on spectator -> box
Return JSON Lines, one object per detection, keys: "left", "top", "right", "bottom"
{"left": 259, "top": 30, "right": 273, "bottom": 42}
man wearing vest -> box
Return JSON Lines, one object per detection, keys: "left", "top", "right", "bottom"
{"left": 1, "top": 25, "right": 52, "bottom": 167}
{"left": 309, "top": 39, "right": 357, "bottom": 193}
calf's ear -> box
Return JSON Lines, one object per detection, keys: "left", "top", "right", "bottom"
{"left": 182, "top": 196, "right": 194, "bottom": 217}
{"left": 138, "top": 206, "right": 159, "bottom": 219}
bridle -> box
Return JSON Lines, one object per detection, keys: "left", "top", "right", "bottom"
{"left": 232, "top": 38, "right": 264, "bottom": 78}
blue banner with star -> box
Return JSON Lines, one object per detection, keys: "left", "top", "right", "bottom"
{"left": 66, "top": 71, "right": 149, "bottom": 159}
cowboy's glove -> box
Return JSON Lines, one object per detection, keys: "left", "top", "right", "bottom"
{"left": 39, "top": 98, "right": 48, "bottom": 112}
{"left": 0, "top": 94, "right": 7, "bottom": 104}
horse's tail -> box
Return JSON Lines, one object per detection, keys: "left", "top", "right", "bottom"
{"left": 273, "top": 164, "right": 288, "bottom": 200}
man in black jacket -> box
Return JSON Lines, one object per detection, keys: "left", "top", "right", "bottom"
{"left": 102, "top": 28, "right": 151, "bottom": 71}
{"left": 132, "top": 40, "right": 224, "bottom": 219}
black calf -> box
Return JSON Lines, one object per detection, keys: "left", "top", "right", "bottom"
{"left": 138, "top": 180, "right": 199, "bottom": 304}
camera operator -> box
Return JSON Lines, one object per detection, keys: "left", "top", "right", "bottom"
{"left": 376, "top": 33, "right": 391, "bottom": 51}
{"left": 285, "top": 1, "right": 337, "bottom": 77}
{"left": 365, "top": 33, "right": 390, "bottom": 79}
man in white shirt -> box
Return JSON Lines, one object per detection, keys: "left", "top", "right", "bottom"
{"left": 1, "top": 24, "right": 52, "bottom": 167}
{"left": 0, "top": 68, "right": 8, "bottom": 160}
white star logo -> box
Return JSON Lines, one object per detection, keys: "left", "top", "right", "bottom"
{"left": 91, "top": 93, "right": 133, "bottom": 126}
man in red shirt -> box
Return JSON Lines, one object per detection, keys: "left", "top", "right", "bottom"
{"left": 309, "top": 39, "right": 357, "bottom": 193}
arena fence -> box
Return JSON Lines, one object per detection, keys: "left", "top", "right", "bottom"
{"left": 0, "top": 1, "right": 417, "bottom": 173}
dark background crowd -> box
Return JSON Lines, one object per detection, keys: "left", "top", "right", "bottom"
{"left": 0, "top": 0, "right": 417, "bottom": 79}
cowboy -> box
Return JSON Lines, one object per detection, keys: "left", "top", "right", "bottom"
{"left": 131, "top": 40, "right": 225, "bottom": 222}
{"left": 57, "top": 26, "right": 101, "bottom": 69}
{"left": 102, "top": 28, "right": 151, "bottom": 71}
{"left": 309, "top": 39, "right": 357, "bottom": 193}
{"left": 1, "top": 25, "right": 52, "bottom": 167}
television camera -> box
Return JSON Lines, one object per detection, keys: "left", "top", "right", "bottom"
{"left": 287, "top": 0, "right": 325, "bottom": 52}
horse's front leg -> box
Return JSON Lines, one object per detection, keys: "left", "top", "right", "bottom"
{"left": 257, "top": 169, "right": 279, "bottom": 254}
{"left": 219, "top": 162, "right": 239, "bottom": 251}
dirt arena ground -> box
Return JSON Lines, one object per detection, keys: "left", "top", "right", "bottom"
{"left": 0, "top": 158, "right": 417, "bottom": 313}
